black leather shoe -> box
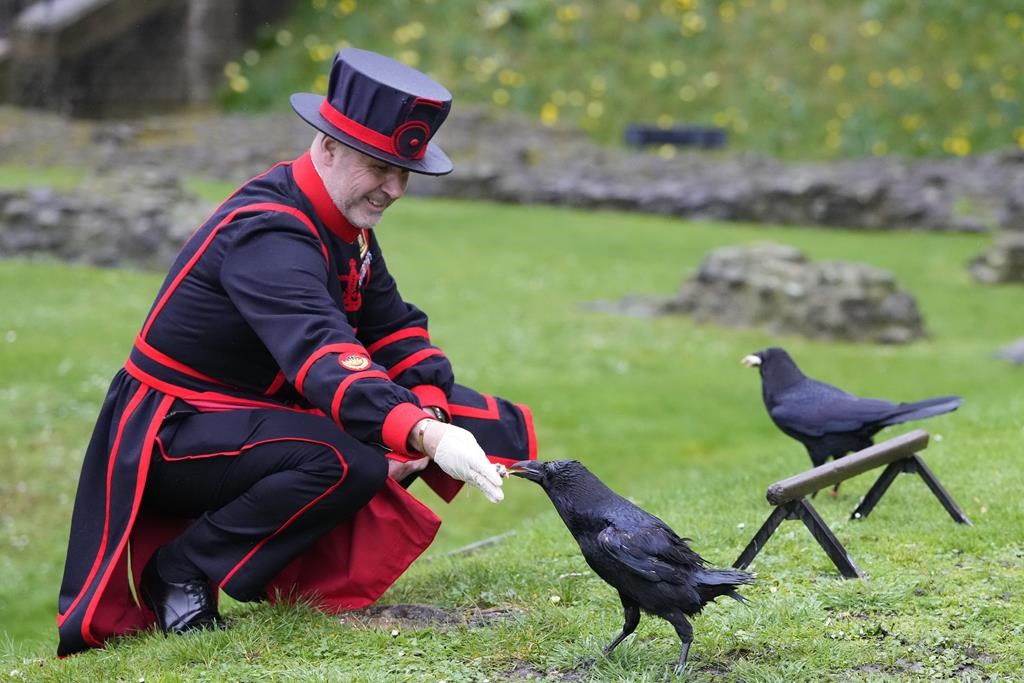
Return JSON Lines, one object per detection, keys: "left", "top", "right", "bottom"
{"left": 140, "top": 555, "right": 226, "bottom": 634}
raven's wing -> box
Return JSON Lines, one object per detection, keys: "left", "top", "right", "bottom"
{"left": 770, "top": 379, "right": 900, "bottom": 436}
{"left": 596, "top": 523, "right": 703, "bottom": 584}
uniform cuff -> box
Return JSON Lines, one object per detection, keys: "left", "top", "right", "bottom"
{"left": 382, "top": 402, "right": 431, "bottom": 456}
{"left": 411, "top": 384, "right": 449, "bottom": 417}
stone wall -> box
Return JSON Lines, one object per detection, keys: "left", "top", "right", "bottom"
{"left": 4, "top": 0, "right": 294, "bottom": 116}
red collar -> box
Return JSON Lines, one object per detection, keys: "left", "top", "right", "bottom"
{"left": 292, "top": 151, "right": 360, "bottom": 243}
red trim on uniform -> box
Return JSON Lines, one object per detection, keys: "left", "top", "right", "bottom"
{"left": 386, "top": 348, "right": 445, "bottom": 380}
{"left": 220, "top": 438, "right": 349, "bottom": 590}
{"left": 318, "top": 101, "right": 428, "bottom": 161}
{"left": 82, "top": 394, "right": 174, "bottom": 647}
{"left": 365, "top": 327, "right": 430, "bottom": 355}
{"left": 295, "top": 343, "right": 371, "bottom": 396}
{"left": 382, "top": 402, "right": 432, "bottom": 456}
{"left": 124, "top": 358, "right": 316, "bottom": 414}
{"left": 411, "top": 385, "right": 448, "bottom": 413}
{"left": 329, "top": 370, "right": 390, "bottom": 424}
{"left": 448, "top": 393, "right": 500, "bottom": 420}
{"left": 134, "top": 336, "right": 230, "bottom": 387}
{"left": 58, "top": 384, "right": 150, "bottom": 628}
{"left": 264, "top": 371, "right": 287, "bottom": 396}
{"left": 140, "top": 201, "right": 329, "bottom": 342}
{"left": 517, "top": 402, "right": 538, "bottom": 459}
{"left": 292, "top": 152, "right": 360, "bottom": 242}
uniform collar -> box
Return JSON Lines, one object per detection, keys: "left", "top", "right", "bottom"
{"left": 292, "top": 151, "right": 360, "bottom": 243}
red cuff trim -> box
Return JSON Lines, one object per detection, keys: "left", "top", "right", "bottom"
{"left": 382, "top": 402, "right": 431, "bottom": 456}
{"left": 411, "top": 385, "right": 449, "bottom": 414}
{"left": 296, "top": 342, "right": 370, "bottom": 395}
{"left": 330, "top": 370, "right": 390, "bottom": 423}
{"left": 365, "top": 327, "right": 430, "bottom": 355}
{"left": 387, "top": 348, "right": 445, "bottom": 380}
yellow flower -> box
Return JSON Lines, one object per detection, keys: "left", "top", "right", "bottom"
{"left": 590, "top": 75, "right": 607, "bottom": 94}
{"left": 991, "top": 83, "right": 1011, "bottom": 100}
{"left": 701, "top": 71, "right": 720, "bottom": 88}
{"left": 556, "top": 4, "right": 582, "bottom": 23}
{"left": 886, "top": 68, "right": 905, "bottom": 87}
{"left": 1007, "top": 13, "right": 1023, "bottom": 30}
{"left": 649, "top": 61, "right": 668, "bottom": 79}
{"left": 871, "top": 141, "right": 888, "bottom": 156}
{"left": 658, "top": 114, "right": 674, "bottom": 128}
{"left": 230, "top": 76, "right": 249, "bottom": 93}
{"left": 623, "top": 3, "right": 641, "bottom": 21}
{"left": 540, "top": 102, "right": 559, "bottom": 126}
{"left": 498, "top": 69, "right": 523, "bottom": 87}
{"left": 337, "top": 0, "right": 356, "bottom": 15}
{"left": 676, "top": 0, "right": 698, "bottom": 9}
{"left": 719, "top": 2, "right": 736, "bottom": 23}
{"left": 900, "top": 114, "right": 922, "bottom": 131}
{"left": 942, "top": 136, "right": 971, "bottom": 156}
{"left": 826, "top": 132, "right": 841, "bottom": 150}
{"left": 313, "top": 74, "right": 328, "bottom": 94}
{"left": 808, "top": 33, "right": 829, "bottom": 54}
{"left": 678, "top": 85, "right": 697, "bottom": 101}
{"left": 858, "top": 19, "right": 881, "bottom": 38}
{"left": 587, "top": 101, "right": 605, "bottom": 118}
{"left": 680, "top": 11, "right": 706, "bottom": 35}
{"left": 826, "top": 64, "right": 845, "bottom": 82}
{"left": 868, "top": 71, "right": 885, "bottom": 88}
{"left": 826, "top": 119, "right": 841, "bottom": 134}
{"left": 223, "top": 62, "right": 241, "bottom": 78}
{"left": 943, "top": 71, "right": 962, "bottom": 90}
{"left": 397, "top": 50, "right": 419, "bottom": 67}
{"left": 492, "top": 89, "right": 510, "bottom": 106}
{"left": 275, "top": 29, "right": 293, "bottom": 47}
{"left": 712, "top": 110, "right": 730, "bottom": 127}
{"left": 243, "top": 50, "right": 261, "bottom": 66}
{"left": 770, "top": 0, "right": 786, "bottom": 13}
{"left": 657, "top": 144, "right": 677, "bottom": 159}
{"left": 1015, "top": 128, "right": 1024, "bottom": 148}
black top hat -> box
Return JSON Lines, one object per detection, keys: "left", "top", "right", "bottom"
{"left": 291, "top": 48, "right": 453, "bottom": 176}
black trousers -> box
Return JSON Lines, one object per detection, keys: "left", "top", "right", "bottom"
{"left": 143, "top": 402, "right": 388, "bottom": 601}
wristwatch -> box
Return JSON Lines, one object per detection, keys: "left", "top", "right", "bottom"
{"left": 425, "top": 406, "right": 448, "bottom": 423}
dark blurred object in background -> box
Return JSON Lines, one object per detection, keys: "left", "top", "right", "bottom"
{"left": 624, "top": 124, "right": 727, "bottom": 150}
{"left": 0, "top": 0, "right": 294, "bottom": 117}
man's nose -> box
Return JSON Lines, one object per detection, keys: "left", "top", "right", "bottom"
{"left": 382, "top": 170, "right": 407, "bottom": 198}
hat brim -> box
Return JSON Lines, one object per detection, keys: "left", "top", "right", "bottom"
{"left": 290, "top": 93, "right": 453, "bottom": 176}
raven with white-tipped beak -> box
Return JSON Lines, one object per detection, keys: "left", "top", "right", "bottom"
{"left": 742, "top": 347, "right": 963, "bottom": 471}
{"left": 508, "top": 459, "right": 753, "bottom": 675}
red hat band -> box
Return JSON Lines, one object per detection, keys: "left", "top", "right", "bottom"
{"left": 318, "top": 99, "right": 434, "bottom": 161}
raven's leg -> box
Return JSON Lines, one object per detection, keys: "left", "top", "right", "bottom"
{"left": 662, "top": 610, "right": 694, "bottom": 676}
{"left": 602, "top": 593, "right": 641, "bottom": 655}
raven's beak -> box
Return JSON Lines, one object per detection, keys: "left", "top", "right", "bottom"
{"left": 507, "top": 460, "right": 544, "bottom": 482}
{"left": 741, "top": 354, "right": 762, "bottom": 368}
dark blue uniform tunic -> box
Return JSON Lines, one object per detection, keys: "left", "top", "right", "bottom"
{"left": 56, "top": 152, "right": 536, "bottom": 655}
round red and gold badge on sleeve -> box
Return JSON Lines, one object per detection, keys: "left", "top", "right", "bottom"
{"left": 339, "top": 353, "right": 371, "bottom": 371}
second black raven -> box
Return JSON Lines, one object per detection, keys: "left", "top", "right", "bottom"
{"left": 508, "top": 459, "right": 753, "bottom": 675}
{"left": 742, "top": 347, "right": 963, "bottom": 470}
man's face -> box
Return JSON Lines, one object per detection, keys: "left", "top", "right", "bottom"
{"left": 322, "top": 142, "right": 411, "bottom": 229}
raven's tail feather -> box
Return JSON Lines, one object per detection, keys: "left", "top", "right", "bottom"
{"left": 880, "top": 395, "right": 963, "bottom": 426}
{"left": 695, "top": 568, "right": 756, "bottom": 605}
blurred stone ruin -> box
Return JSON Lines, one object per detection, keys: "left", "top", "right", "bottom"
{"left": 0, "top": 168, "right": 209, "bottom": 269}
{"left": 967, "top": 195, "right": 1024, "bottom": 284}
{"left": 659, "top": 243, "right": 927, "bottom": 344}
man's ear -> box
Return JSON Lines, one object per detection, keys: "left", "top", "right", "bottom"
{"left": 319, "top": 135, "right": 343, "bottom": 166}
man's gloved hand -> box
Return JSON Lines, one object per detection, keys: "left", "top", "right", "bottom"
{"left": 416, "top": 420, "right": 504, "bottom": 503}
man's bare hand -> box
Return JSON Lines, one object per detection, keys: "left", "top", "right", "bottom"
{"left": 388, "top": 456, "right": 430, "bottom": 481}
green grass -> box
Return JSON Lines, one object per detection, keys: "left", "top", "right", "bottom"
{"left": 221, "top": 0, "right": 1024, "bottom": 159}
{"left": 1, "top": 195, "right": 1022, "bottom": 681}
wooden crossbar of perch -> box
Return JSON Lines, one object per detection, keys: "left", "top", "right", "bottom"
{"left": 734, "top": 429, "right": 970, "bottom": 579}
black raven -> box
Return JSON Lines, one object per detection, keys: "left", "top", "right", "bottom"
{"left": 742, "top": 347, "right": 963, "bottom": 471}
{"left": 508, "top": 459, "right": 753, "bottom": 675}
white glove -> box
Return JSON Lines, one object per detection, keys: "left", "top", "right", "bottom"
{"left": 427, "top": 423, "right": 504, "bottom": 503}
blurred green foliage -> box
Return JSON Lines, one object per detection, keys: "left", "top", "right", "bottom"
{"left": 221, "top": 0, "right": 1024, "bottom": 160}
